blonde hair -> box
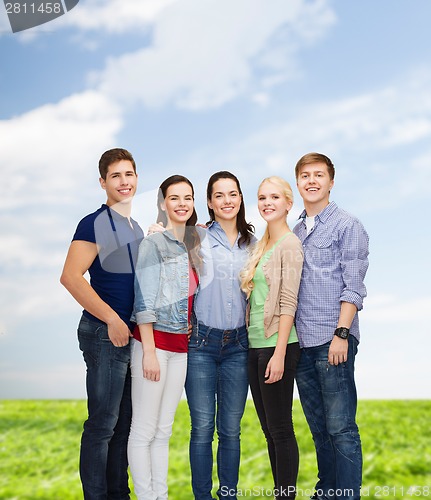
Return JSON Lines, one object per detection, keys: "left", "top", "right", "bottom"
{"left": 240, "top": 176, "right": 294, "bottom": 297}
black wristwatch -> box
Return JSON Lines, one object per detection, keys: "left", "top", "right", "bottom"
{"left": 334, "top": 327, "right": 350, "bottom": 340}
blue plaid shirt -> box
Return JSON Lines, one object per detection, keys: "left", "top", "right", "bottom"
{"left": 293, "top": 202, "right": 369, "bottom": 348}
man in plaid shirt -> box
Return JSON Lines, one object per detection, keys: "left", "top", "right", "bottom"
{"left": 293, "top": 153, "right": 369, "bottom": 500}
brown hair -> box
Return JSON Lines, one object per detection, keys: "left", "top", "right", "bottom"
{"left": 98, "top": 148, "right": 137, "bottom": 180}
{"left": 295, "top": 152, "right": 335, "bottom": 181}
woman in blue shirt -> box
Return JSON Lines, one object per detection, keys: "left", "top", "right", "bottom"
{"left": 185, "top": 171, "right": 255, "bottom": 500}
{"left": 129, "top": 175, "right": 200, "bottom": 500}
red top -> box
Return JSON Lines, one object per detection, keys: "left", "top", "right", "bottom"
{"left": 133, "top": 265, "right": 198, "bottom": 353}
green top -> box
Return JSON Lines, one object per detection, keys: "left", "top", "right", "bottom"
{"left": 248, "top": 234, "right": 298, "bottom": 348}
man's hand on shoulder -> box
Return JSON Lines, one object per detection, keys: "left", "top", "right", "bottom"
{"left": 147, "top": 222, "right": 165, "bottom": 234}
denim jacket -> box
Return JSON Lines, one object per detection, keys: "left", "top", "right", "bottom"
{"left": 133, "top": 229, "right": 200, "bottom": 334}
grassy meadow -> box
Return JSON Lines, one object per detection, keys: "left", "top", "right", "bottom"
{"left": 0, "top": 400, "right": 430, "bottom": 499}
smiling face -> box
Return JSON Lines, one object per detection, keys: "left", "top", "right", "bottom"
{"left": 161, "top": 182, "right": 194, "bottom": 228}
{"left": 296, "top": 161, "right": 334, "bottom": 214}
{"left": 208, "top": 178, "right": 242, "bottom": 223}
{"left": 257, "top": 180, "right": 292, "bottom": 223}
{"left": 99, "top": 159, "right": 138, "bottom": 207}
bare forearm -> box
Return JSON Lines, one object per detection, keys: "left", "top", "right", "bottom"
{"left": 60, "top": 240, "right": 130, "bottom": 346}
{"left": 138, "top": 323, "right": 160, "bottom": 381}
{"left": 273, "top": 314, "right": 294, "bottom": 357}
{"left": 328, "top": 302, "right": 358, "bottom": 365}
{"left": 139, "top": 323, "right": 156, "bottom": 353}
{"left": 60, "top": 240, "right": 120, "bottom": 326}
{"left": 61, "top": 272, "right": 119, "bottom": 325}
{"left": 337, "top": 301, "right": 357, "bottom": 328}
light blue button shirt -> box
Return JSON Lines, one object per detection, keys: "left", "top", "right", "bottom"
{"left": 194, "top": 222, "right": 255, "bottom": 330}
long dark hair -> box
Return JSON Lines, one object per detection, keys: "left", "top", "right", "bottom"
{"left": 206, "top": 171, "right": 254, "bottom": 248}
{"left": 157, "top": 175, "right": 201, "bottom": 269}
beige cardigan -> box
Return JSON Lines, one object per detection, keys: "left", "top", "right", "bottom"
{"left": 249, "top": 232, "right": 304, "bottom": 339}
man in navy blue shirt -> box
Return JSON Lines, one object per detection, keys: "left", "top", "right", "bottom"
{"left": 293, "top": 153, "right": 369, "bottom": 500}
{"left": 61, "top": 148, "right": 144, "bottom": 499}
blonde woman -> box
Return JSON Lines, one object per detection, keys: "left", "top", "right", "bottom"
{"left": 241, "top": 176, "right": 303, "bottom": 500}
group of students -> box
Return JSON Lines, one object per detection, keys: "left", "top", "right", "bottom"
{"left": 60, "top": 148, "right": 369, "bottom": 500}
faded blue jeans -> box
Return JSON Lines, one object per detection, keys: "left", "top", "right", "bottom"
{"left": 185, "top": 322, "right": 249, "bottom": 500}
{"left": 77, "top": 315, "right": 132, "bottom": 500}
{"left": 295, "top": 336, "right": 362, "bottom": 500}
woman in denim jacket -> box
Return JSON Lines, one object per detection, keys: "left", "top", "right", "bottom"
{"left": 185, "top": 171, "right": 255, "bottom": 500}
{"left": 128, "top": 175, "right": 201, "bottom": 500}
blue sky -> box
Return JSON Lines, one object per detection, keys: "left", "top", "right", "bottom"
{"left": 1, "top": 0, "right": 430, "bottom": 399}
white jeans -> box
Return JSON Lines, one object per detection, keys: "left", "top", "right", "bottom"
{"left": 128, "top": 338, "right": 187, "bottom": 500}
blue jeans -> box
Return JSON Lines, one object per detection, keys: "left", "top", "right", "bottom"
{"left": 295, "top": 336, "right": 362, "bottom": 500}
{"left": 78, "top": 316, "right": 132, "bottom": 500}
{"left": 185, "top": 323, "right": 249, "bottom": 500}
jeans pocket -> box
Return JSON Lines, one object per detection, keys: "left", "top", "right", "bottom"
{"left": 188, "top": 333, "right": 205, "bottom": 350}
{"left": 78, "top": 317, "right": 130, "bottom": 365}
{"left": 316, "top": 358, "right": 346, "bottom": 394}
{"left": 77, "top": 320, "right": 103, "bottom": 367}
{"left": 236, "top": 331, "right": 249, "bottom": 351}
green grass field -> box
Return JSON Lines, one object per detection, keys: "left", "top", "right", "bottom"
{"left": 0, "top": 400, "right": 430, "bottom": 499}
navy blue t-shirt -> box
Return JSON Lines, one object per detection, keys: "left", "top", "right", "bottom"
{"left": 72, "top": 204, "right": 144, "bottom": 330}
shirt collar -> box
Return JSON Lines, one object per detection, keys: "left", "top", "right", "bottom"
{"left": 207, "top": 220, "right": 241, "bottom": 247}
{"left": 298, "top": 201, "right": 337, "bottom": 224}
{"left": 103, "top": 204, "right": 130, "bottom": 221}
{"left": 163, "top": 229, "right": 180, "bottom": 243}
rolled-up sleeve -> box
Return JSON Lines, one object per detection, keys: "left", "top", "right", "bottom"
{"left": 339, "top": 220, "right": 369, "bottom": 311}
{"left": 133, "top": 238, "right": 161, "bottom": 325}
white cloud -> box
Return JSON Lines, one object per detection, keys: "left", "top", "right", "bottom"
{"left": 0, "top": 90, "right": 122, "bottom": 210}
{"left": 251, "top": 92, "right": 271, "bottom": 107}
{"left": 362, "top": 294, "right": 431, "bottom": 323}
{"left": 190, "top": 67, "right": 431, "bottom": 214}
{"left": 263, "top": 70, "right": 431, "bottom": 159}
{"left": 0, "top": 90, "right": 123, "bottom": 337}
{"left": 0, "top": 270, "right": 78, "bottom": 325}
{"left": 96, "top": 0, "right": 335, "bottom": 110}
{"left": 61, "top": 0, "right": 178, "bottom": 33}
